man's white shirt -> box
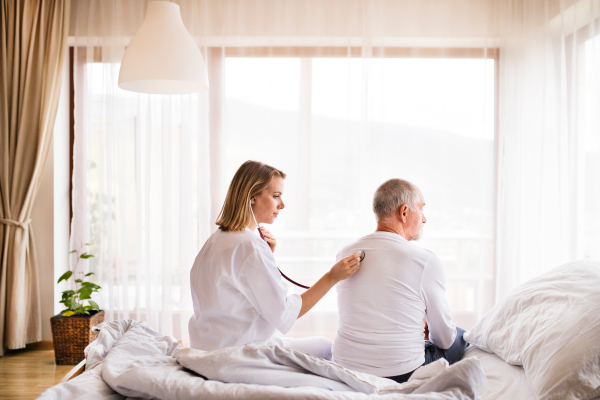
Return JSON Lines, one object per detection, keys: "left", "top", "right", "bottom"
{"left": 332, "top": 231, "right": 456, "bottom": 377}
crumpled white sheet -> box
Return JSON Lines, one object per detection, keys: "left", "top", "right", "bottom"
{"left": 38, "top": 320, "right": 486, "bottom": 400}
{"left": 174, "top": 345, "right": 483, "bottom": 396}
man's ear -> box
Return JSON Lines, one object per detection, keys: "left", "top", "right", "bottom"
{"left": 397, "top": 205, "right": 408, "bottom": 223}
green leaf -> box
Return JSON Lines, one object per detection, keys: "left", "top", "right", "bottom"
{"left": 75, "top": 279, "right": 83, "bottom": 283}
{"left": 62, "top": 311, "right": 75, "bottom": 317}
{"left": 78, "top": 287, "right": 92, "bottom": 299}
{"left": 76, "top": 306, "right": 89, "bottom": 315}
{"left": 80, "top": 253, "right": 95, "bottom": 259}
{"left": 85, "top": 243, "right": 93, "bottom": 246}
{"left": 61, "top": 294, "right": 75, "bottom": 303}
{"left": 61, "top": 290, "right": 75, "bottom": 297}
{"left": 88, "top": 300, "right": 100, "bottom": 311}
{"left": 84, "top": 272, "right": 95, "bottom": 277}
{"left": 69, "top": 250, "right": 77, "bottom": 254}
{"left": 73, "top": 306, "right": 87, "bottom": 315}
{"left": 81, "top": 282, "right": 101, "bottom": 289}
{"left": 57, "top": 271, "right": 72, "bottom": 284}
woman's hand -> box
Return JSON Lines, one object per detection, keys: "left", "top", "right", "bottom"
{"left": 298, "top": 252, "right": 362, "bottom": 319}
{"left": 258, "top": 226, "right": 277, "bottom": 253}
{"left": 327, "top": 253, "right": 361, "bottom": 283}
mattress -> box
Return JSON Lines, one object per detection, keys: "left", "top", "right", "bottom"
{"left": 463, "top": 346, "right": 536, "bottom": 400}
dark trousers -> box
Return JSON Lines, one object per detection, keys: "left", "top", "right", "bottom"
{"left": 385, "top": 327, "right": 468, "bottom": 384}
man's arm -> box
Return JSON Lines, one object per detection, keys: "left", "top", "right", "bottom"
{"left": 420, "top": 254, "right": 456, "bottom": 349}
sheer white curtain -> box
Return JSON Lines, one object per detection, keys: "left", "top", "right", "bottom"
{"left": 69, "top": 0, "right": 212, "bottom": 343}
{"left": 69, "top": 0, "right": 600, "bottom": 341}
{"left": 495, "top": 0, "right": 600, "bottom": 299}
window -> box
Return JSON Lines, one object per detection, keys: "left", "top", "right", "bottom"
{"left": 222, "top": 48, "right": 497, "bottom": 337}
{"left": 72, "top": 45, "right": 498, "bottom": 340}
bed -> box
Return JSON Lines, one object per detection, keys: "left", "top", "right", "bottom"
{"left": 52, "top": 339, "right": 535, "bottom": 400}
{"left": 463, "top": 347, "right": 535, "bottom": 399}
{"left": 40, "top": 258, "right": 600, "bottom": 400}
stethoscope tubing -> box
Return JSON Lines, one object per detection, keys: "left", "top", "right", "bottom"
{"left": 250, "top": 200, "right": 312, "bottom": 289}
{"left": 249, "top": 201, "right": 364, "bottom": 290}
{"left": 256, "top": 223, "right": 312, "bottom": 289}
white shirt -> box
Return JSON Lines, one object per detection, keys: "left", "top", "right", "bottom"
{"left": 332, "top": 231, "right": 456, "bottom": 377}
{"left": 188, "top": 228, "right": 302, "bottom": 350}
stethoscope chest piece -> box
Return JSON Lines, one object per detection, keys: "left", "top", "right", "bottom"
{"left": 359, "top": 250, "right": 366, "bottom": 262}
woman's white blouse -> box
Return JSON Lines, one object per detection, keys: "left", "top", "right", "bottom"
{"left": 188, "top": 227, "right": 301, "bottom": 350}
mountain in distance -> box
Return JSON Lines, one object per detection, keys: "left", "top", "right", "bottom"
{"left": 224, "top": 99, "right": 494, "bottom": 234}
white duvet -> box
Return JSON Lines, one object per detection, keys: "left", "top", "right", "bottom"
{"left": 39, "top": 320, "right": 486, "bottom": 400}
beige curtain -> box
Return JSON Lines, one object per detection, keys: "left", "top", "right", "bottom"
{"left": 0, "top": 0, "right": 70, "bottom": 355}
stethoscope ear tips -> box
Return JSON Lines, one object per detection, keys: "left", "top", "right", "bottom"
{"left": 358, "top": 250, "right": 366, "bottom": 262}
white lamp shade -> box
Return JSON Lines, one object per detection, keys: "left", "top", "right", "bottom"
{"left": 118, "top": 1, "right": 208, "bottom": 94}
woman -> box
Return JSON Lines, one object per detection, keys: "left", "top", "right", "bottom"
{"left": 188, "top": 160, "right": 361, "bottom": 359}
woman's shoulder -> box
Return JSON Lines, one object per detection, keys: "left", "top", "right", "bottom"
{"left": 213, "top": 227, "right": 267, "bottom": 254}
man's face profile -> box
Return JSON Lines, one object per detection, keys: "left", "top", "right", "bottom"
{"left": 407, "top": 195, "right": 427, "bottom": 241}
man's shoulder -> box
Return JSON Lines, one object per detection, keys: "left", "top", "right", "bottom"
{"left": 404, "top": 243, "right": 441, "bottom": 266}
{"left": 336, "top": 232, "right": 380, "bottom": 260}
{"left": 336, "top": 232, "right": 441, "bottom": 266}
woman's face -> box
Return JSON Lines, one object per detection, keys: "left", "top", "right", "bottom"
{"left": 252, "top": 176, "right": 285, "bottom": 224}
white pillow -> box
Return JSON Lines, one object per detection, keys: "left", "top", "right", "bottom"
{"left": 465, "top": 258, "right": 600, "bottom": 400}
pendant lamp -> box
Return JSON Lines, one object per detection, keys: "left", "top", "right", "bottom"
{"left": 118, "top": 1, "right": 208, "bottom": 94}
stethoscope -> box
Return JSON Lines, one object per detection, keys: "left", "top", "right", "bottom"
{"left": 250, "top": 198, "right": 365, "bottom": 290}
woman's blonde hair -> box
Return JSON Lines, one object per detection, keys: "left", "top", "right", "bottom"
{"left": 216, "top": 160, "right": 286, "bottom": 232}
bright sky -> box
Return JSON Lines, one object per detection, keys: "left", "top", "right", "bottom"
{"left": 91, "top": 56, "right": 496, "bottom": 140}
{"left": 226, "top": 57, "right": 495, "bottom": 139}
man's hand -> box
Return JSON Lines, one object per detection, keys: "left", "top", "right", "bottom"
{"left": 423, "top": 318, "right": 429, "bottom": 341}
{"left": 258, "top": 226, "right": 276, "bottom": 253}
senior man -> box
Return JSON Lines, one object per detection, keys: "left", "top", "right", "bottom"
{"left": 332, "top": 179, "right": 467, "bottom": 383}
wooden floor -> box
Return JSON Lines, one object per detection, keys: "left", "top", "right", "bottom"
{"left": 0, "top": 346, "right": 71, "bottom": 400}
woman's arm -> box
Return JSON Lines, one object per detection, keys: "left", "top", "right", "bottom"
{"left": 298, "top": 253, "right": 361, "bottom": 318}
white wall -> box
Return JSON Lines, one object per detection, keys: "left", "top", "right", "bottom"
{"left": 31, "top": 138, "right": 54, "bottom": 341}
{"left": 30, "top": 53, "right": 70, "bottom": 342}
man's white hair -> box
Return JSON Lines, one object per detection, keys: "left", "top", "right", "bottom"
{"left": 373, "top": 179, "right": 421, "bottom": 222}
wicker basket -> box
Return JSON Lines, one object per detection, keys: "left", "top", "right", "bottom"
{"left": 50, "top": 310, "right": 105, "bottom": 365}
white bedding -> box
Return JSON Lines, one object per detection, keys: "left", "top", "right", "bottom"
{"left": 38, "top": 320, "right": 486, "bottom": 400}
{"left": 462, "top": 347, "right": 536, "bottom": 400}
{"left": 465, "top": 259, "right": 600, "bottom": 400}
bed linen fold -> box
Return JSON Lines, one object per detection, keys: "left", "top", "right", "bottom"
{"left": 39, "top": 320, "right": 486, "bottom": 400}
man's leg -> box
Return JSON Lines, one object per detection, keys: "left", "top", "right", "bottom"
{"left": 424, "top": 327, "right": 468, "bottom": 365}
{"left": 269, "top": 336, "right": 333, "bottom": 360}
{"left": 385, "top": 328, "right": 468, "bottom": 384}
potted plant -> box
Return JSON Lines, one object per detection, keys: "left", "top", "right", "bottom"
{"left": 50, "top": 244, "right": 104, "bottom": 365}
